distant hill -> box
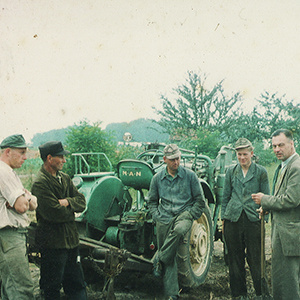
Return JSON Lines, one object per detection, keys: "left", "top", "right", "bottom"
{"left": 31, "top": 118, "right": 169, "bottom": 148}
{"left": 105, "top": 118, "right": 169, "bottom": 143}
{"left": 31, "top": 128, "right": 69, "bottom": 148}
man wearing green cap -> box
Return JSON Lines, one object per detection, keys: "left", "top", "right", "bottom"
{"left": 221, "top": 138, "right": 270, "bottom": 299}
{"left": 0, "top": 134, "right": 37, "bottom": 299}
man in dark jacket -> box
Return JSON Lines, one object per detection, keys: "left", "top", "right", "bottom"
{"left": 31, "top": 141, "right": 87, "bottom": 300}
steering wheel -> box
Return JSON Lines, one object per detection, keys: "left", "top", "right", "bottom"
{"left": 136, "top": 149, "right": 165, "bottom": 170}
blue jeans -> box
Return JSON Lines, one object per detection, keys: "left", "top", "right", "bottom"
{"left": 40, "top": 247, "right": 87, "bottom": 300}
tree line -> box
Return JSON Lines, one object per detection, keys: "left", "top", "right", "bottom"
{"left": 25, "top": 70, "right": 300, "bottom": 178}
{"left": 153, "top": 71, "right": 300, "bottom": 163}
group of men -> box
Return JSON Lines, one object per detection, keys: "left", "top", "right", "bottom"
{"left": 0, "top": 134, "right": 87, "bottom": 299}
{"left": 148, "top": 129, "right": 300, "bottom": 300}
{"left": 0, "top": 128, "right": 299, "bottom": 300}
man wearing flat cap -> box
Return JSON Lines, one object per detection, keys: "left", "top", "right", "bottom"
{"left": 147, "top": 144, "right": 205, "bottom": 300}
{"left": 221, "top": 138, "right": 270, "bottom": 299}
{"left": 0, "top": 134, "right": 37, "bottom": 299}
{"left": 31, "top": 141, "right": 87, "bottom": 299}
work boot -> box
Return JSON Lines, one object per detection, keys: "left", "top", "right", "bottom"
{"left": 153, "top": 257, "right": 162, "bottom": 278}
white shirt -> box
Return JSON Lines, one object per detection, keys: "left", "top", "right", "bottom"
{"left": 0, "top": 161, "right": 30, "bottom": 228}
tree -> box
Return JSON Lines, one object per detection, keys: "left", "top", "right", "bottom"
{"left": 178, "top": 128, "right": 223, "bottom": 158}
{"left": 153, "top": 71, "right": 242, "bottom": 138}
{"left": 254, "top": 91, "right": 300, "bottom": 142}
{"left": 64, "top": 120, "right": 116, "bottom": 176}
{"left": 221, "top": 108, "right": 265, "bottom": 144}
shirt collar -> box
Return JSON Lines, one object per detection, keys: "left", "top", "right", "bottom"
{"left": 281, "top": 152, "right": 297, "bottom": 170}
{"left": 161, "top": 165, "right": 183, "bottom": 179}
{"left": 0, "top": 160, "right": 13, "bottom": 172}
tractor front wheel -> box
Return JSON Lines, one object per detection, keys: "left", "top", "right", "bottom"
{"left": 177, "top": 202, "right": 213, "bottom": 287}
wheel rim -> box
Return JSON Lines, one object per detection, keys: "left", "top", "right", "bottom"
{"left": 189, "top": 212, "right": 211, "bottom": 276}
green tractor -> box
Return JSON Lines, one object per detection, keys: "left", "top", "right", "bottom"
{"left": 70, "top": 143, "right": 236, "bottom": 289}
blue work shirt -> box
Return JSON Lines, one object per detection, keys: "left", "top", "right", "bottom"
{"left": 147, "top": 166, "right": 205, "bottom": 224}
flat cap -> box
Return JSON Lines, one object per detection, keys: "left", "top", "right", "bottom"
{"left": 235, "top": 138, "right": 253, "bottom": 150}
{"left": 163, "top": 144, "right": 181, "bottom": 159}
{"left": 0, "top": 134, "right": 27, "bottom": 149}
{"left": 39, "top": 141, "right": 70, "bottom": 159}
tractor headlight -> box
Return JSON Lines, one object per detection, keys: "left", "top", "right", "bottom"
{"left": 72, "top": 176, "right": 83, "bottom": 188}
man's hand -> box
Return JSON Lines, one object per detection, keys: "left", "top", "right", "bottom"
{"left": 251, "top": 192, "right": 264, "bottom": 205}
{"left": 59, "top": 199, "right": 69, "bottom": 207}
{"left": 24, "top": 189, "right": 38, "bottom": 210}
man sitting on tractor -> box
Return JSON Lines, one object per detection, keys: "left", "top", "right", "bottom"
{"left": 147, "top": 144, "right": 205, "bottom": 300}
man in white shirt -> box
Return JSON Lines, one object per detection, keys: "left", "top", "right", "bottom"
{"left": 0, "top": 134, "right": 37, "bottom": 300}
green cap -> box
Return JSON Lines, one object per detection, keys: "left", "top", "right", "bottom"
{"left": 235, "top": 138, "right": 252, "bottom": 150}
{"left": 0, "top": 134, "right": 27, "bottom": 149}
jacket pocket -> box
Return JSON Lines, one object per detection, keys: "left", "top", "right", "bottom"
{"left": 278, "top": 222, "right": 300, "bottom": 256}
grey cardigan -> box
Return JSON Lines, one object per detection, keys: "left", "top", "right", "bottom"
{"left": 221, "top": 162, "right": 270, "bottom": 222}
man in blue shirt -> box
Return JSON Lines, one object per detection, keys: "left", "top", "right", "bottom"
{"left": 147, "top": 144, "right": 205, "bottom": 300}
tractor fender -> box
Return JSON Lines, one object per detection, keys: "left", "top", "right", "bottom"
{"left": 199, "top": 178, "right": 215, "bottom": 205}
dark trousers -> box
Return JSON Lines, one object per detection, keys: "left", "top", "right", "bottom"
{"left": 40, "top": 247, "right": 87, "bottom": 300}
{"left": 224, "top": 212, "right": 265, "bottom": 297}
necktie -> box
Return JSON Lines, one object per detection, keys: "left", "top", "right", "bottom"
{"left": 274, "top": 166, "right": 283, "bottom": 194}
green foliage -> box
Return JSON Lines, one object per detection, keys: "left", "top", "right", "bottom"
{"left": 153, "top": 71, "right": 300, "bottom": 154}
{"left": 221, "top": 109, "right": 265, "bottom": 144}
{"left": 15, "top": 157, "right": 42, "bottom": 190}
{"left": 252, "top": 141, "right": 277, "bottom": 166}
{"left": 63, "top": 120, "right": 145, "bottom": 177}
{"left": 110, "top": 144, "right": 143, "bottom": 167}
{"left": 178, "top": 128, "right": 223, "bottom": 158}
{"left": 64, "top": 120, "right": 117, "bottom": 176}
{"left": 255, "top": 92, "right": 300, "bottom": 141}
{"left": 153, "top": 71, "right": 242, "bottom": 137}
{"left": 16, "top": 157, "right": 41, "bottom": 175}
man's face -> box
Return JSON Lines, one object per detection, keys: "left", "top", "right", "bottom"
{"left": 272, "top": 133, "right": 295, "bottom": 161}
{"left": 236, "top": 148, "right": 253, "bottom": 168}
{"left": 8, "top": 148, "right": 27, "bottom": 169}
{"left": 163, "top": 156, "right": 181, "bottom": 173}
{"left": 49, "top": 155, "right": 66, "bottom": 172}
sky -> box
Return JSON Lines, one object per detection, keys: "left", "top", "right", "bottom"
{"left": 1, "top": 0, "right": 300, "bottom": 143}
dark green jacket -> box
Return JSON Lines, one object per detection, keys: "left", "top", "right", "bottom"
{"left": 31, "top": 166, "right": 86, "bottom": 249}
{"left": 221, "top": 162, "right": 270, "bottom": 222}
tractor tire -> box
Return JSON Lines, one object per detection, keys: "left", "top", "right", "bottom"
{"left": 177, "top": 202, "right": 213, "bottom": 287}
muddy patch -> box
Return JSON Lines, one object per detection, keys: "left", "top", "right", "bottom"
{"left": 30, "top": 239, "right": 272, "bottom": 300}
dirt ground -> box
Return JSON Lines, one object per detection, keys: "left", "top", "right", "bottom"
{"left": 30, "top": 234, "right": 272, "bottom": 300}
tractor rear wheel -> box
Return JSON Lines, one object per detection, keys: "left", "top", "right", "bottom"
{"left": 177, "top": 202, "right": 213, "bottom": 287}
